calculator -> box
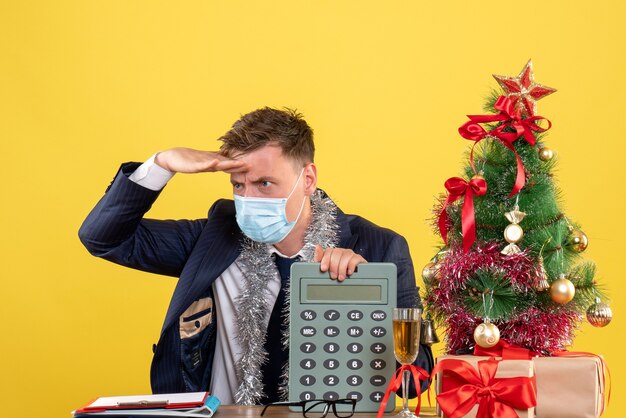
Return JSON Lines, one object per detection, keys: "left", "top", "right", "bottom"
{"left": 289, "top": 262, "right": 397, "bottom": 413}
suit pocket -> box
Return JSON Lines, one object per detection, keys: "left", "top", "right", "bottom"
{"left": 179, "top": 297, "right": 213, "bottom": 339}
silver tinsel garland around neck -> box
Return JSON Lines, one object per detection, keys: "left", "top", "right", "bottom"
{"left": 233, "top": 189, "right": 340, "bottom": 405}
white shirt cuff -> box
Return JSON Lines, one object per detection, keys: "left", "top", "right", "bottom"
{"left": 128, "top": 153, "right": 175, "bottom": 191}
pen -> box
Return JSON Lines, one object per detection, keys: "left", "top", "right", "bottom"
{"left": 117, "top": 400, "right": 169, "bottom": 407}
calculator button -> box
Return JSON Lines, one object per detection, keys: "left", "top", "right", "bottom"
{"left": 370, "top": 392, "right": 385, "bottom": 403}
{"left": 323, "top": 359, "right": 339, "bottom": 370}
{"left": 324, "top": 326, "right": 340, "bottom": 337}
{"left": 324, "top": 310, "right": 340, "bottom": 321}
{"left": 300, "top": 359, "right": 316, "bottom": 370}
{"left": 323, "top": 392, "right": 340, "bottom": 401}
{"left": 370, "top": 343, "right": 386, "bottom": 353}
{"left": 300, "top": 342, "right": 317, "bottom": 353}
{"left": 300, "top": 375, "right": 316, "bottom": 386}
{"left": 346, "top": 392, "right": 363, "bottom": 402}
{"left": 347, "top": 342, "right": 363, "bottom": 353}
{"left": 301, "top": 326, "right": 317, "bottom": 337}
{"left": 347, "top": 359, "right": 363, "bottom": 370}
{"left": 300, "top": 392, "right": 316, "bottom": 401}
{"left": 347, "top": 310, "right": 363, "bottom": 321}
{"left": 370, "top": 326, "right": 387, "bottom": 337}
{"left": 324, "top": 342, "right": 340, "bottom": 353}
{"left": 347, "top": 326, "right": 363, "bottom": 337}
{"left": 323, "top": 375, "right": 339, "bottom": 386}
{"left": 370, "top": 375, "right": 386, "bottom": 386}
{"left": 301, "top": 310, "right": 317, "bottom": 321}
{"left": 371, "top": 310, "right": 387, "bottom": 321}
{"left": 347, "top": 375, "right": 363, "bottom": 386}
{"left": 370, "top": 359, "right": 387, "bottom": 370}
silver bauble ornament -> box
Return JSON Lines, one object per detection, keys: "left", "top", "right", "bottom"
{"left": 586, "top": 298, "right": 612, "bottom": 327}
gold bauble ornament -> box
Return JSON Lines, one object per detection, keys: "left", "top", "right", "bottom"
{"left": 473, "top": 321, "right": 501, "bottom": 348}
{"left": 422, "top": 262, "right": 440, "bottom": 287}
{"left": 568, "top": 228, "right": 589, "bottom": 252}
{"left": 538, "top": 147, "right": 554, "bottom": 161}
{"left": 586, "top": 298, "right": 613, "bottom": 327}
{"left": 550, "top": 274, "right": 575, "bottom": 304}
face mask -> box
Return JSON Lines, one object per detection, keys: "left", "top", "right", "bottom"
{"left": 234, "top": 169, "right": 306, "bottom": 244}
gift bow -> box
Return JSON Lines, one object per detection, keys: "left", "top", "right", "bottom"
{"left": 375, "top": 364, "right": 429, "bottom": 418}
{"left": 474, "top": 339, "right": 541, "bottom": 360}
{"left": 438, "top": 176, "right": 487, "bottom": 253}
{"left": 458, "top": 96, "right": 551, "bottom": 197}
{"left": 433, "top": 358, "right": 537, "bottom": 418}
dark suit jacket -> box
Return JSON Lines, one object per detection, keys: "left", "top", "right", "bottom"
{"left": 79, "top": 162, "right": 434, "bottom": 395}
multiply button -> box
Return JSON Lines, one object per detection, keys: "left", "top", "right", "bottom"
{"left": 347, "top": 310, "right": 363, "bottom": 321}
{"left": 324, "top": 310, "right": 340, "bottom": 321}
{"left": 370, "top": 343, "right": 386, "bottom": 353}
{"left": 301, "top": 310, "right": 316, "bottom": 321}
{"left": 370, "top": 326, "right": 386, "bottom": 337}
{"left": 371, "top": 310, "right": 387, "bottom": 321}
{"left": 300, "top": 326, "right": 316, "bottom": 337}
{"left": 324, "top": 326, "right": 340, "bottom": 337}
{"left": 370, "top": 376, "right": 386, "bottom": 386}
{"left": 347, "top": 326, "right": 363, "bottom": 337}
{"left": 370, "top": 359, "right": 386, "bottom": 370}
{"left": 370, "top": 392, "right": 384, "bottom": 402}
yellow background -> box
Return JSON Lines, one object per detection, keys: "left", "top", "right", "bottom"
{"left": 1, "top": 1, "right": 624, "bottom": 416}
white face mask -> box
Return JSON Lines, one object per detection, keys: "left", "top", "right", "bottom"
{"left": 233, "top": 169, "right": 306, "bottom": 244}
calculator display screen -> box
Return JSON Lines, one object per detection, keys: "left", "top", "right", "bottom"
{"left": 305, "top": 284, "right": 382, "bottom": 302}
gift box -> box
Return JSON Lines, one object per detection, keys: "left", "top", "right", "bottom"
{"left": 534, "top": 355, "right": 606, "bottom": 418}
{"left": 435, "top": 355, "right": 536, "bottom": 418}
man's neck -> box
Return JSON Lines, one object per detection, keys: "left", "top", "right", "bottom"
{"left": 273, "top": 204, "right": 312, "bottom": 257}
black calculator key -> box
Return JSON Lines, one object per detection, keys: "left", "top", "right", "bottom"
{"left": 300, "top": 392, "right": 316, "bottom": 401}
{"left": 324, "top": 342, "right": 340, "bottom": 353}
{"left": 324, "top": 326, "right": 340, "bottom": 337}
{"left": 370, "top": 375, "right": 386, "bottom": 386}
{"left": 300, "top": 375, "right": 316, "bottom": 386}
{"left": 347, "top": 342, "right": 363, "bottom": 353}
{"left": 301, "top": 310, "right": 317, "bottom": 321}
{"left": 323, "top": 375, "right": 339, "bottom": 386}
{"left": 300, "top": 359, "right": 316, "bottom": 370}
{"left": 370, "top": 359, "right": 386, "bottom": 370}
{"left": 371, "top": 310, "right": 387, "bottom": 321}
{"left": 301, "top": 326, "right": 316, "bottom": 337}
{"left": 323, "top": 359, "right": 339, "bottom": 370}
{"left": 346, "top": 392, "right": 363, "bottom": 402}
{"left": 370, "top": 392, "right": 385, "bottom": 403}
{"left": 347, "top": 359, "right": 363, "bottom": 370}
{"left": 347, "top": 375, "right": 363, "bottom": 386}
{"left": 370, "top": 326, "right": 387, "bottom": 337}
{"left": 324, "top": 310, "right": 340, "bottom": 321}
{"left": 347, "top": 326, "right": 363, "bottom": 337}
{"left": 323, "top": 392, "right": 340, "bottom": 401}
{"left": 347, "top": 310, "right": 363, "bottom": 321}
{"left": 370, "top": 343, "right": 386, "bottom": 353}
{"left": 300, "top": 342, "right": 316, "bottom": 353}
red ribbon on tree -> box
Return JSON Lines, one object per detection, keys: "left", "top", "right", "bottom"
{"left": 433, "top": 357, "right": 537, "bottom": 418}
{"left": 473, "top": 339, "right": 541, "bottom": 360}
{"left": 458, "top": 96, "right": 551, "bottom": 197}
{"left": 438, "top": 176, "right": 487, "bottom": 253}
{"left": 375, "top": 364, "right": 429, "bottom": 418}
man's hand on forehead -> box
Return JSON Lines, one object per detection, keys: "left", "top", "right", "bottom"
{"left": 155, "top": 147, "right": 250, "bottom": 174}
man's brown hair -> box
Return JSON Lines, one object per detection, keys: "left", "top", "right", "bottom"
{"left": 218, "top": 107, "right": 315, "bottom": 165}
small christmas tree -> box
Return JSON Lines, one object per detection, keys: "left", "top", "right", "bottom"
{"left": 424, "top": 60, "right": 612, "bottom": 355}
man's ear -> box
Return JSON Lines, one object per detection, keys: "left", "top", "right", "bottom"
{"left": 304, "top": 163, "right": 317, "bottom": 195}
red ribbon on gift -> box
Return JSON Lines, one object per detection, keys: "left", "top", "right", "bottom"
{"left": 474, "top": 339, "right": 541, "bottom": 360}
{"left": 458, "top": 96, "right": 551, "bottom": 197}
{"left": 375, "top": 364, "right": 429, "bottom": 418}
{"left": 433, "top": 357, "right": 537, "bottom": 418}
{"left": 438, "top": 176, "right": 487, "bottom": 253}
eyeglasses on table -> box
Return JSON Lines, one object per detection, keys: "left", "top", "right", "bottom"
{"left": 260, "top": 398, "right": 357, "bottom": 418}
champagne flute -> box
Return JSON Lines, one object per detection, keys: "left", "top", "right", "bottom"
{"left": 392, "top": 307, "right": 422, "bottom": 418}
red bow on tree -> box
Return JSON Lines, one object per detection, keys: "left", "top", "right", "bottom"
{"left": 458, "top": 96, "right": 551, "bottom": 197}
{"left": 438, "top": 176, "right": 487, "bottom": 253}
{"left": 433, "top": 357, "right": 537, "bottom": 418}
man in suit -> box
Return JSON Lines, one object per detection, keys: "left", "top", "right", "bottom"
{"left": 79, "top": 107, "right": 433, "bottom": 405}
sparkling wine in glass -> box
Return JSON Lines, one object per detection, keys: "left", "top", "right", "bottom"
{"left": 392, "top": 307, "right": 422, "bottom": 418}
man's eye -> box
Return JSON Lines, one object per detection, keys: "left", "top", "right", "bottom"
{"left": 261, "top": 181, "right": 272, "bottom": 188}
{"left": 233, "top": 183, "right": 242, "bottom": 190}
